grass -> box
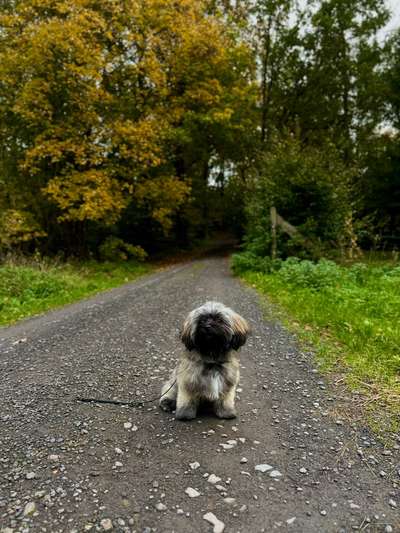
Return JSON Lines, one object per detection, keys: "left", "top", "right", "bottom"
{"left": 0, "top": 257, "right": 150, "bottom": 326}
{"left": 232, "top": 254, "right": 400, "bottom": 431}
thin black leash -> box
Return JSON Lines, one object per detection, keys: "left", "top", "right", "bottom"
{"left": 76, "top": 379, "right": 177, "bottom": 408}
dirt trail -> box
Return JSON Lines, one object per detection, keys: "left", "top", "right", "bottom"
{"left": 0, "top": 258, "right": 398, "bottom": 532}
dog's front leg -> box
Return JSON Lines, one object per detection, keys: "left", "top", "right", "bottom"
{"left": 215, "top": 385, "right": 237, "bottom": 419}
{"left": 159, "top": 370, "right": 178, "bottom": 412}
{"left": 175, "top": 386, "right": 198, "bottom": 421}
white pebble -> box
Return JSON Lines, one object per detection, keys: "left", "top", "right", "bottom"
{"left": 203, "top": 511, "right": 225, "bottom": 533}
{"left": 255, "top": 464, "right": 273, "bottom": 473}
{"left": 189, "top": 461, "right": 200, "bottom": 470}
{"left": 185, "top": 487, "right": 200, "bottom": 498}
{"left": 207, "top": 474, "right": 221, "bottom": 484}
{"left": 269, "top": 470, "right": 282, "bottom": 478}
{"left": 23, "top": 502, "right": 36, "bottom": 516}
{"left": 100, "top": 518, "right": 113, "bottom": 531}
{"left": 155, "top": 502, "right": 167, "bottom": 511}
{"left": 219, "top": 443, "right": 234, "bottom": 450}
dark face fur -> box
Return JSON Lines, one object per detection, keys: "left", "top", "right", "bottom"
{"left": 181, "top": 302, "right": 249, "bottom": 358}
{"left": 193, "top": 313, "right": 232, "bottom": 360}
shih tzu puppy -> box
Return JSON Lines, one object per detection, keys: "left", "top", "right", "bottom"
{"left": 159, "top": 301, "right": 250, "bottom": 420}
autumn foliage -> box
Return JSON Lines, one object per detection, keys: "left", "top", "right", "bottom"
{"left": 0, "top": 0, "right": 254, "bottom": 255}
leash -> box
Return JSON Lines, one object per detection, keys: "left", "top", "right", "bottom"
{"left": 76, "top": 379, "right": 177, "bottom": 408}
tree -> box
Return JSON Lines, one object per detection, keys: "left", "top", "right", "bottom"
{"left": 0, "top": 0, "right": 255, "bottom": 255}
{"left": 235, "top": 0, "right": 390, "bottom": 256}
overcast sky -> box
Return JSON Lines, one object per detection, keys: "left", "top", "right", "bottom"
{"left": 383, "top": 0, "right": 400, "bottom": 37}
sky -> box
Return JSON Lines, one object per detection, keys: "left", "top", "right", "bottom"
{"left": 383, "top": 0, "right": 400, "bottom": 37}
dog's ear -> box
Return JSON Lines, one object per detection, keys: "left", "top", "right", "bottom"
{"left": 231, "top": 313, "right": 250, "bottom": 350}
{"left": 181, "top": 320, "right": 195, "bottom": 351}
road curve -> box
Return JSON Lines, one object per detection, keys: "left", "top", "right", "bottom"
{"left": 0, "top": 257, "right": 399, "bottom": 532}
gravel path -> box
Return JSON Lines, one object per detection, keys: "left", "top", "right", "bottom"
{"left": 0, "top": 257, "right": 399, "bottom": 533}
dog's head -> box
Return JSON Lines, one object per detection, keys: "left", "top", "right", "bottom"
{"left": 181, "top": 301, "right": 250, "bottom": 359}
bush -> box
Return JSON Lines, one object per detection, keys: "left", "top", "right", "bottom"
{"left": 277, "top": 258, "right": 342, "bottom": 290}
{"left": 231, "top": 252, "right": 281, "bottom": 275}
{"left": 98, "top": 237, "right": 147, "bottom": 262}
{"left": 232, "top": 253, "right": 342, "bottom": 290}
{"left": 243, "top": 138, "right": 355, "bottom": 259}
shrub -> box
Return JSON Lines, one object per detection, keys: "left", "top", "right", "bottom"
{"left": 243, "top": 138, "right": 355, "bottom": 259}
{"left": 231, "top": 252, "right": 281, "bottom": 275}
{"left": 98, "top": 237, "right": 147, "bottom": 262}
{"left": 277, "top": 258, "right": 342, "bottom": 290}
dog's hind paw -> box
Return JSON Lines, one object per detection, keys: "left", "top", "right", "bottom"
{"left": 159, "top": 397, "right": 176, "bottom": 412}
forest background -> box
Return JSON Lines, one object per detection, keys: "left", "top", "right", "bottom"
{"left": 1, "top": 0, "right": 399, "bottom": 260}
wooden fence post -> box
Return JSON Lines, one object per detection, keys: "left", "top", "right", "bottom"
{"left": 270, "top": 206, "right": 277, "bottom": 259}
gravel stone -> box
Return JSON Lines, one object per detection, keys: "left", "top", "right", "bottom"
{"left": 100, "top": 518, "right": 113, "bottom": 530}
{"left": 219, "top": 443, "right": 235, "bottom": 450}
{"left": 185, "top": 487, "right": 200, "bottom": 498}
{"left": 207, "top": 474, "right": 222, "bottom": 484}
{"left": 255, "top": 464, "right": 273, "bottom": 473}
{"left": 269, "top": 470, "right": 282, "bottom": 478}
{"left": 203, "top": 512, "right": 225, "bottom": 533}
{"left": 155, "top": 503, "right": 167, "bottom": 511}
{"left": 23, "top": 502, "right": 36, "bottom": 516}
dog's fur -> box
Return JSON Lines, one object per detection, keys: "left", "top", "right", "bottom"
{"left": 159, "top": 301, "right": 250, "bottom": 420}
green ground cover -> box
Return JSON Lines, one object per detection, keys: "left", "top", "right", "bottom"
{"left": 232, "top": 254, "right": 400, "bottom": 424}
{"left": 0, "top": 258, "right": 150, "bottom": 326}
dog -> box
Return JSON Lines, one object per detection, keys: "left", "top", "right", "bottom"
{"left": 159, "top": 301, "right": 250, "bottom": 420}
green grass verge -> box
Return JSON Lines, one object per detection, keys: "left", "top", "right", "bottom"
{"left": 0, "top": 259, "right": 150, "bottom": 326}
{"left": 233, "top": 256, "right": 400, "bottom": 429}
